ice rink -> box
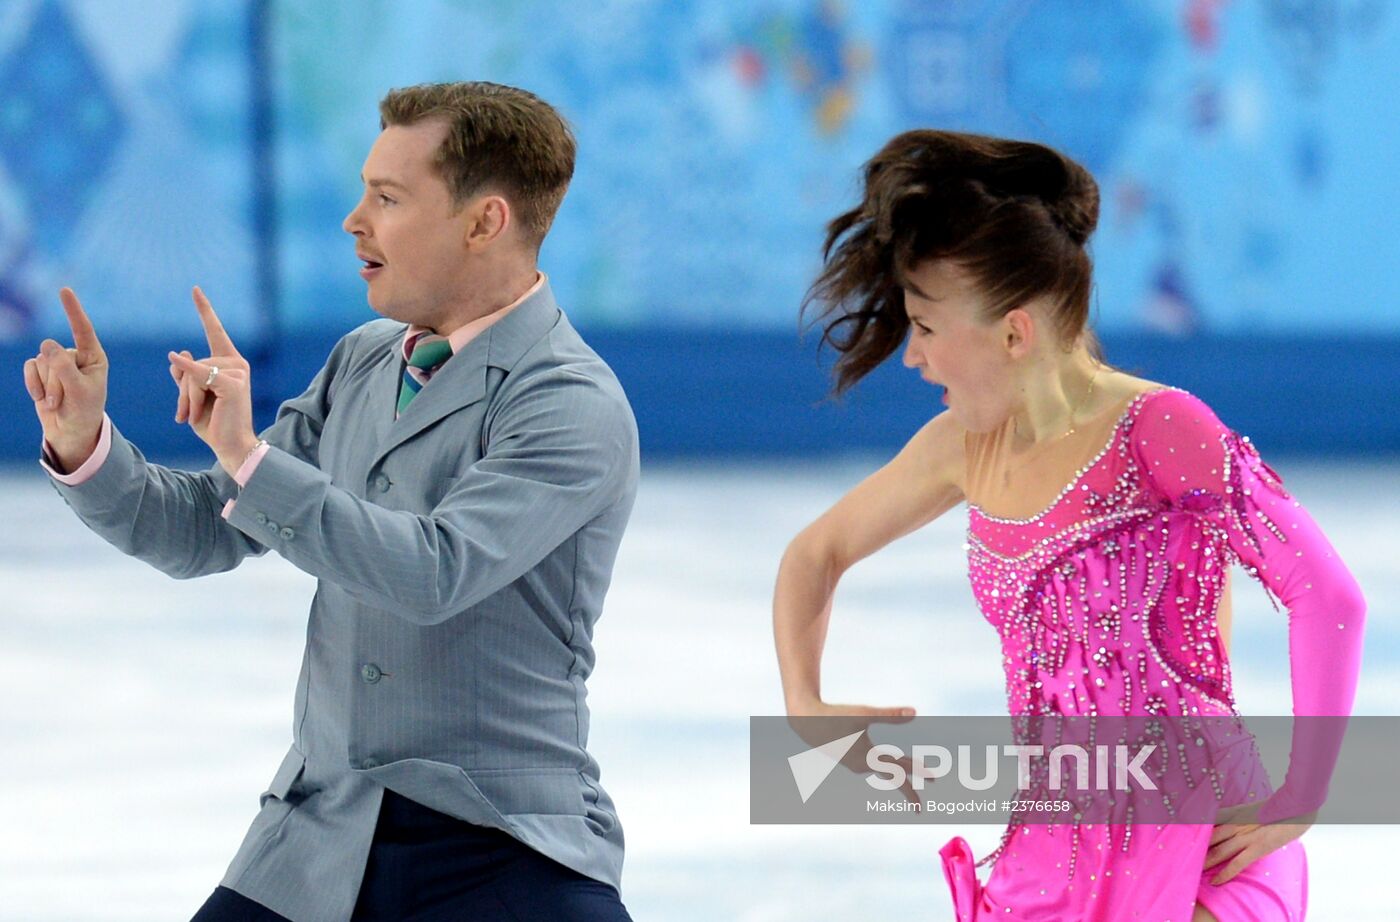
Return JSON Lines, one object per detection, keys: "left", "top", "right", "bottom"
{"left": 4, "top": 454, "right": 1397, "bottom": 920}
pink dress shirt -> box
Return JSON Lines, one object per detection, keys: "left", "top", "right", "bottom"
{"left": 40, "top": 273, "right": 547, "bottom": 519}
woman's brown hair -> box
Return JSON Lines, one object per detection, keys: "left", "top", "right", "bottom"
{"left": 801, "top": 129, "right": 1108, "bottom": 395}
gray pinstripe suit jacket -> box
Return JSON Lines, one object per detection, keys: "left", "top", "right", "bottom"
{"left": 46, "top": 280, "right": 640, "bottom": 922}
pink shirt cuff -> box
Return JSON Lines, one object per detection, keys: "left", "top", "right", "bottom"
{"left": 221, "top": 441, "right": 271, "bottom": 520}
{"left": 41, "top": 413, "right": 113, "bottom": 484}
{"left": 235, "top": 441, "right": 272, "bottom": 486}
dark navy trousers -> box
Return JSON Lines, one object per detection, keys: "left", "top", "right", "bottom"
{"left": 190, "top": 788, "right": 633, "bottom": 921}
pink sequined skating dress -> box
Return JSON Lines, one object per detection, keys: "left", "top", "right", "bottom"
{"left": 939, "top": 387, "right": 1367, "bottom": 921}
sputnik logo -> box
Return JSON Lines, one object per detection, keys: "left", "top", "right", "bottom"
{"left": 787, "top": 730, "right": 865, "bottom": 803}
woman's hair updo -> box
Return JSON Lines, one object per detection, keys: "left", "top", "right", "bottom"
{"left": 801, "top": 129, "right": 1106, "bottom": 395}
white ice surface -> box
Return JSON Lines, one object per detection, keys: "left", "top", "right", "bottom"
{"left": 2, "top": 456, "right": 1396, "bottom": 920}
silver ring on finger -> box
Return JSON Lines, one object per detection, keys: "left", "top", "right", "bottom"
{"left": 204, "top": 365, "right": 220, "bottom": 387}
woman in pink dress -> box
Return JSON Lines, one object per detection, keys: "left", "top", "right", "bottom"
{"left": 772, "top": 129, "right": 1366, "bottom": 920}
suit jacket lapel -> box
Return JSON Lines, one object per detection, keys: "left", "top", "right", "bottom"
{"left": 366, "top": 280, "right": 562, "bottom": 472}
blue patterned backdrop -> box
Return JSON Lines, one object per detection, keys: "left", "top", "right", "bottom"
{"left": 1, "top": 0, "right": 1396, "bottom": 458}
{"left": 0, "top": 0, "right": 261, "bottom": 343}
{"left": 270, "top": 0, "right": 1397, "bottom": 335}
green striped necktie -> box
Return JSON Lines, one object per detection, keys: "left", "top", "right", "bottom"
{"left": 396, "top": 332, "right": 454, "bottom": 417}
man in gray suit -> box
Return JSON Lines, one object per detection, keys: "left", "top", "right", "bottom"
{"left": 24, "top": 82, "right": 639, "bottom": 922}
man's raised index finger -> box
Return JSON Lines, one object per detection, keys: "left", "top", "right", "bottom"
{"left": 58, "top": 287, "right": 103, "bottom": 356}
{"left": 192, "top": 285, "right": 240, "bottom": 355}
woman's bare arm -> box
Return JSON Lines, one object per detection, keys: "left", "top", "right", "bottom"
{"left": 774, "top": 410, "right": 967, "bottom": 713}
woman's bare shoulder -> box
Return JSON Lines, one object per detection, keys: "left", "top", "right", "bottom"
{"left": 907, "top": 407, "right": 969, "bottom": 495}
{"left": 796, "top": 409, "right": 968, "bottom": 572}
{"left": 1100, "top": 370, "right": 1172, "bottom": 404}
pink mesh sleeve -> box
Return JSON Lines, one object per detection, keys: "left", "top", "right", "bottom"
{"left": 1131, "top": 390, "right": 1367, "bottom": 825}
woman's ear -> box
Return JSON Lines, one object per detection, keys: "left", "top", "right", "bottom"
{"left": 1003, "top": 307, "right": 1036, "bottom": 358}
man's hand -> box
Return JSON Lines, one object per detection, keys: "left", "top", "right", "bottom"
{"left": 167, "top": 287, "right": 258, "bottom": 476}
{"left": 23, "top": 288, "right": 109, "bottom": 471}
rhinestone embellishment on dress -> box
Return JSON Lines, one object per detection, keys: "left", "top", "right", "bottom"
{"left": 957, "top": 387, "right": 1296, "bottom": 874}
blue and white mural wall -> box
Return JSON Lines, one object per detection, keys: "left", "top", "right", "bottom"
{"left": 2, "top": 0, "right": 1395, "bottom": 345}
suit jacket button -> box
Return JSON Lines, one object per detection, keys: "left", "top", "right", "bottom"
{"left": 360, "top": 758, "right": 379, "bottom": 770}
{"left": 266, "top": 520, "right": 279, "bottom": 533}
{"left": 279, "top": 526, "right": 295, "bottom": 540}
{"left": 375, "top": 474, "right": 391, "bottom": 493}
{"left": 361, "top": 663, "right": 382, "bottom": 683}
{"left": 254, "top": 512, "right": 267, "bottom": 525}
